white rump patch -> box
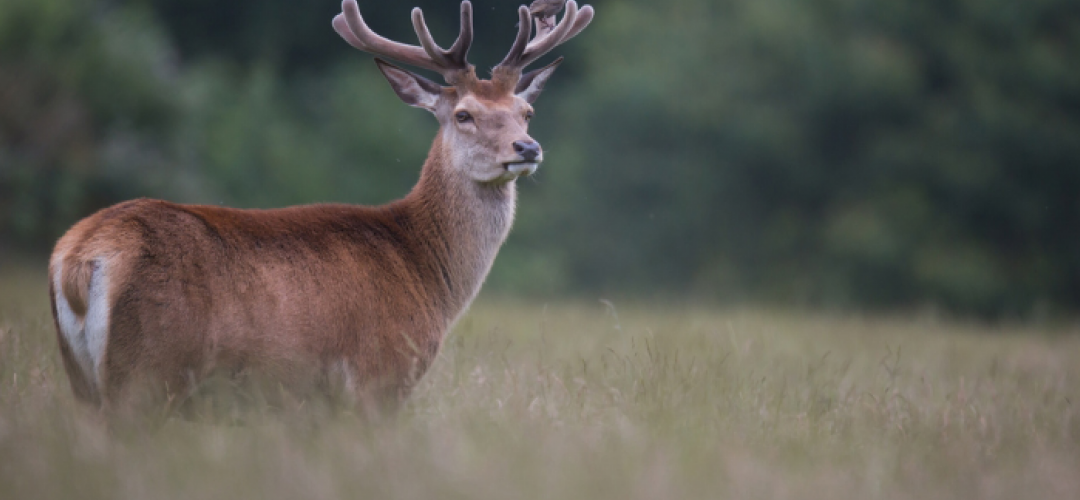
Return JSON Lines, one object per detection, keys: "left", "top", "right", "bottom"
{"left": 53, "top": 259, "right": 110, "bottom": 395}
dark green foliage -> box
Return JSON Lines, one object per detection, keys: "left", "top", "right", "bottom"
{"left": 529, "top": 0, "right": 1080, "bottom": 315}
{"left": 2, "top": 0, "right": 1078, "bottom": 316}
{"left": 0, "top": 0, "right": 179, "bottom": 248}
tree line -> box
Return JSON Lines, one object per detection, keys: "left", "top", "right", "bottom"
{"left": 2, "top": 0, "right": 1078, "bottom": 317}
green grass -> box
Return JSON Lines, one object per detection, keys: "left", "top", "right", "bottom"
{"left": 1, "top": 264, "right": 1078, "bottom": 499}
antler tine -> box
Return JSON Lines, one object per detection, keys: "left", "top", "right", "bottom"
{"left": 549, "top": 4, "right": 593, "bottom": 46}
{"left": 497, "top": 1, "right": 594, "bottom": 72}
{"left": 519, "top": 2, "right": 593, "bottom": 68}
{"left": 447, "top": 1, "right": 474, "bottom": 65}
{"left": 333, "top": 0, "right": 474, "bottom": 82}
{"left": 334, "top": 0, "right": 441, "bottom": 73}
{"left": 498, "top": 6, "right": 533, "bottom": 69}
{"left": 411, "top": 1, "right": 473, "bottom": 67}
{"left": 411, "top": 8, "right": 452, "bottom": 68}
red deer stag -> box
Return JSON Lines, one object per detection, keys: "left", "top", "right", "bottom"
{"left": 48, "top": 0, "right": 594, "bottom": 412}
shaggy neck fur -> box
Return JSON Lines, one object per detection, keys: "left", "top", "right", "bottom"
{"left": 392, "top": 130, "right": 517, "bottom": 323}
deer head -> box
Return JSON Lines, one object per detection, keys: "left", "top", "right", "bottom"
{"left": 332, "top": 0, "right": 594, "bottom": 184}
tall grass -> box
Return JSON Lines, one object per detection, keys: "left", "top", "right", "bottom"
{"left": 0, "top": 266, "right": 1077, "bottom": 499}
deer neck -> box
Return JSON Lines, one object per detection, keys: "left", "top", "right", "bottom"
{"left": 396, "top": 132, "right": 517, "bottom": 320}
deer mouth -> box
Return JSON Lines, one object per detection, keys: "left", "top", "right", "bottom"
{"left": 504, "top": 162, "right": 539, "bottom": 177}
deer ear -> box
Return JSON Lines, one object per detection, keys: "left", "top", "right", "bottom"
{"left": 374, "top": 58, "right": 443, "bottom": 112}
{"left": 515, "top": 57, "right": 563, "bottom": 104}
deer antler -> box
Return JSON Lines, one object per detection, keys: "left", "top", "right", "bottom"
{"left": 333, "top": 0, "right": 475, "bottom": 84}
{"left": 496, "top": 0, "right": 594, "bottom": 72}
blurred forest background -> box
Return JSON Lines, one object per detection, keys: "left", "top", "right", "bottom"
{"left": 0, "top": 0, "right": 1078, "bottom": 317}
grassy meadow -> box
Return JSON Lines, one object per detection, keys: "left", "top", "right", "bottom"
{"left": 0, "top": 263, "right": 1078, "bottom": 499}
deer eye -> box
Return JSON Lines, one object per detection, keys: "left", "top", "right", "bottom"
{"left": 455, "top": 111, "right": 473, "bottom": 123}
{"left": 524, "top": 111, "right": 535, "bottom": 122}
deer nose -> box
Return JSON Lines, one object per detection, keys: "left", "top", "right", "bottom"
{"left": 512, "top": 140, "right": 541, "bottom": 162}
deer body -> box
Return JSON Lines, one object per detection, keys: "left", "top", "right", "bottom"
{"left": 48, "top": 0, "right": 593, "bottom": 411}
{"left": 51, "top": 140, "right": 514, "bottom": 406}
